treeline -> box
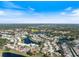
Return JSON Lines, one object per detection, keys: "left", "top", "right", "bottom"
{"left": 0, "top": 24, "right": 79, "bottom": 29}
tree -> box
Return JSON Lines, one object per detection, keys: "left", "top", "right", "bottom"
{"left": 0, "top": 38, "right": 9, "bottom": 49}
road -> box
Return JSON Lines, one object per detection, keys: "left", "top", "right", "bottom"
{"left": 59, "top": 40, "right": 79, "bottom": 57}
{"left": 67, "top": 42, "right": 79, "bottom": 57}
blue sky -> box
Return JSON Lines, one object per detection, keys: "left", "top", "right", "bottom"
{"left": 0, "top": 1, "right": 79, "bottom": 23}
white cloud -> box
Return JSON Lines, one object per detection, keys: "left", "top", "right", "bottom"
{"left": 0, "top": 10, "right": 5, "bottom": 15}
{"left": 26, "top": 7, "right": 36, "bottom": 14}
{"left": 71, "top": 9, "right": 79, "bottom": 16}
{"left": 1, "top": 1, "right": 36, "bottom": 16}
{"left": 0, "top": 6, "right": 79, "bottom": 24}
{"left": 0, "top": 9, "right": 26, "bottom": 17}
{"left": 61, "top": 7, "right": 79, "bottom": 17}
{"left": 60, "top": 12, "right": 66, "bottom": 16}
{"left": 1, "top": 12, "right": 79, "bottom": 24}
{"left": 29, "top": 7, "right": 35, "bottom": 11}
{"left": 65, "top": 7, "right": 72, "bottom": 11}
{"left": 2, "top": 1, "right": 23, "bottom": 9}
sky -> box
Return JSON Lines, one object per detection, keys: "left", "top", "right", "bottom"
{"left": 0, "top": 1, "right": 79, "bottom": 24}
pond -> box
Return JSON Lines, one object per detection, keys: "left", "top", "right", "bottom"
{"left": 24, "top": 36, "right": 35, "bottom": 44}
{"left": 2, "top": 52, "right": 25, "bottom": 57}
